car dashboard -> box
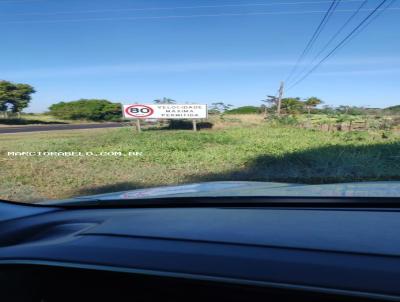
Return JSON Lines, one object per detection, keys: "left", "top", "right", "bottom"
{"left": 1, "top": 204, "right": 400, "bottom": 301}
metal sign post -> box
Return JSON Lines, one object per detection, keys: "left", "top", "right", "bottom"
{"left": 192, "top": 120, "right": 197, "bottom": 132}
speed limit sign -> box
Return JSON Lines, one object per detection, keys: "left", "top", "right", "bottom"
{"left": 124, "top": 105, "right": 154, "bottom": 118}
{"left": 123, "top": 104, "right": 207, "bottom": 119}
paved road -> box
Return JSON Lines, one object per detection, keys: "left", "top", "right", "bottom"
{"left": 0, "top": 122, "right": 125, "bottom": 134}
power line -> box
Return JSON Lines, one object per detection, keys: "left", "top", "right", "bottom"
{"left": 335, "top": 0, "right": 397, "bottom": 50}
{"left": 1, "top": 0, "right": 364, "bottom": 16}
{"left": 289, "top": 0, "right": 368, "bottom": 85}
{"left": 284, "top": 0, "right": 341, "bottom": 85}
{"left": 2, "top": 6, "right": 399, "bottom": 24}
{"left": 314, "top": 0, "right": 368, "bottom": 59}
{"left": 287, "top": 0, "right": 393, "bottom": 90}
{"left": 0, "top": 0, "right": 43, "bottom": 3}
{"left": 287, "top": 0, "right": 346, "bottom": 84}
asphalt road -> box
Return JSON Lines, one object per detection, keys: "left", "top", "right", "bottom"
{"left": 0, "top": 122, "right": 124, "bottom": 134}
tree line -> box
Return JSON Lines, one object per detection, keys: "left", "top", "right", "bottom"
{"left": 1, "top": 80, "right": 399, "bottom": 121}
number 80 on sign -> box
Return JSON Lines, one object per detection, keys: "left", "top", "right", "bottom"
{"left": 124, "top": 105, "right": 154, "bottom": 118}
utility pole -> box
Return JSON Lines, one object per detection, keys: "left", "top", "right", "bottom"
{"left": 277, "top": 81, "right": 284, "bottom": 116}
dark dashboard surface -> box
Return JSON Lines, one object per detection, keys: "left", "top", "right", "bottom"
{"left": 1, "top": 205, "right": 400, "bottom": 300}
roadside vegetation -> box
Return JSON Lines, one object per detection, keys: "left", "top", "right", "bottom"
{"left": 48, "top": 99, "right": 122, "bottom": 121}
{"left": 1, "top": 80, "right": 400, "bottom": 203}
{"left": 1, "top": 114, "right": 399, "bottom": 203}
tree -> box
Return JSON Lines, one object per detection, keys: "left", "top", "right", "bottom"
{"left": 0, "top": 80, "right": 35, "bottom": 117}
{"left": 280, "top": 98, "right": 304, "bottom": 115}
{"left": 48, "top": 99, "right": 121, "bottom": 121}
{"left": 210, "top": 102, "right": 233, "bottom": 119}
{"left": 154, "top": 97, "right": 176, "bottom": 104}
{"left": 337, "top": 106, "right": 367, "bottom": 116}
{"left": 319, "top": 105, "right": 337, "bottom": 115}
{"left": 304, "top": 97, "right": 323, "bottom": 115}
{"left": 336, "top": 114, "right": 358, "bottom": 131}
{"left": 260, "top": 95, "right": 278, "bottom": 116}
{"left": 0, "top": 103, "right": 7, "bottom": 118}
{"left": 384, "top": 105, "right": 400, "bottom": 115}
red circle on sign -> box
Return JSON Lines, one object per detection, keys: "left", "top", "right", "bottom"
{"left": 125, "top": 105, "right": 154, "bottom": 118}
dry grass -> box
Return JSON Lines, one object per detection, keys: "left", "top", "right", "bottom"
{"left": 208, "top": 114, "right": 264, "bottom": 130}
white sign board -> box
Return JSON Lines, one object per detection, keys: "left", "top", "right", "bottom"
{"left": 123, "top": 104, "right": 207, "bottom": 119}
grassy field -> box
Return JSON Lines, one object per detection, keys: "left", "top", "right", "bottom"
{"left": 1, "top": 114, "right": 400, "bottom": 202}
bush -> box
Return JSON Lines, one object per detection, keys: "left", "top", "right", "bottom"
{"left": 384, "top": 105, "right": 400, "bottom": 115}
{"left": 168, "top": 119, "right": 213, "bottom": 130}
{"left": 48, "top": 99, "right": 122, "bottom": 121}
{"left": 268, "top": 115, "right": 300, "bottom": 126}
{"left": 225, "top": 106, "right": 261, "bottom": 114}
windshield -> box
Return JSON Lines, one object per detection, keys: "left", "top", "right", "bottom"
{"left": 1, "top": 0, "right": 399, "bottom": 204}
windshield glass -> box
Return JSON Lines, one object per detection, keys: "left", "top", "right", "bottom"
{"left": 1, "top": 0, "right": 399, "bottom": 204}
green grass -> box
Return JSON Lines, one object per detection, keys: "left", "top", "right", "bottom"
{"left": 1, "top": 120, "right": 400, "bottom": 203}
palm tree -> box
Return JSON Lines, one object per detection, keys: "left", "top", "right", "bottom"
{"left": 260, "top": 95, "right": 277, "bottom": 117}
{"left": 304, "top": 97, "right": 323, "bottom": 115}
{"left": 281, "top": 98, "right": 304, "bottom": 115}
{"left": 154, "top": 97, "right": 176, "bottom": 104}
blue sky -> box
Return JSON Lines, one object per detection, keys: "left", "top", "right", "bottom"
{"left": 1, "top": 0, "right": 399, "bottom": 112}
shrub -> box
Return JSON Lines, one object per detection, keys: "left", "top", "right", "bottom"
{"left": 268, "top": 115, "right": 300, "bottom": 126}
{"left": 225, "top": 106, "right": 261, "bottom": 114}
{"left": 48, "top": 99, "right": 122, "bottom": 121}
{"left": 168, "top": 119, "right": 213, "bottom": 130}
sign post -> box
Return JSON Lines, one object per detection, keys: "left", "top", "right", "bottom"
{"left": 192, "top": 120, "right": 197, "bottom": 132}
{"left": 135, "top": 119, "right": 141, "bottom": 133}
